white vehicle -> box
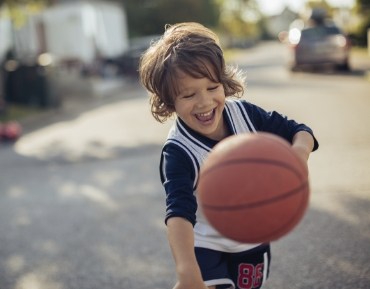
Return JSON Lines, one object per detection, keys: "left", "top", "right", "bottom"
{"left": 42, "top": 1, "right": 129, "bottom": 65}
{"left": 1, "top": 1, "right": 129, "bottom": 66}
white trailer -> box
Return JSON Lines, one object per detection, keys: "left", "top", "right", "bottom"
{"left": 0, "top": 1, "right": 129, "bottom": 65}
{"left": 42, "top": 0, "right": 129, "bottom": 64}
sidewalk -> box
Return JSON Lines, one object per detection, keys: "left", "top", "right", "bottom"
{"left": 16, "top": 75, "right": 142, "bottom": 134}
{"left": 11, "top": 75, "right": 173, "bottom": 162}
{"left": 5, "top": 43, "right": 370, "bottom": 138}
{"left": 350, "top": 47, "right": 370, "bottom": 79}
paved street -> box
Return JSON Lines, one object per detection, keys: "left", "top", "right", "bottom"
{"left": 0, "top": 41, "right": 370, "bottom": 289}
{"left": 0, "top": 80, "right": 175, "bottom": 289}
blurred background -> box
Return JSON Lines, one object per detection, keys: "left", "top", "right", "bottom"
{"left": 0, "top": 1, "right": 370, "bottom": 289}
{"left": 0, "top": 0, "right": 369, "bottom": 119}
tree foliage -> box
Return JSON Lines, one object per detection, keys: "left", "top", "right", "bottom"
{"left": 123, "top": 0, "right": 219, "bottom": 37}
{"left": 0, "top": 0, "right": 47, "bottom": 28}
{"left": 353, "top": 0, "right": 370, "bottom": 46}
{"left": 0, "top": 0, "right": 47, "bottom": 8}
{"left": 355, "top": 0, "right": 370, "bottom": 11}
{"left": 215, "top": 0, "right": 261, "bottom": 46}
{"left": 1, "top": 0, "right": 262, "bottom": 43}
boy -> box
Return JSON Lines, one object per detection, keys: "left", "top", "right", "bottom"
{"left": 139, "top": 22, "right": 318, "bottom": 289}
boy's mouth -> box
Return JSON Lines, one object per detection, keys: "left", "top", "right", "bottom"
{"left": 195, "top": 109, "right": 215, "bottom": 122}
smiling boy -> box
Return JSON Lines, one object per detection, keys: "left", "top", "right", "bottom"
{"left": 139, "top": 22, "right": 318, "bottom": 289}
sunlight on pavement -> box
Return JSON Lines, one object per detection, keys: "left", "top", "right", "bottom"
{"left": 5, "top": 255, "right": 25, "bottom": 275}
{"left": 309, "top": 189, "right": 369, "bottom": 227}
{"left": 323, "top": 255, "right": 370, "bottom": 284}
{"left": 92, "top": 169, "right": 123, "bottom": 187}
{"left": 308, "top": 144, "right": 370, "bottom": 229}
{"left": 14, "top": 98, "right": 173, "bottom": 161}
{"left": 14, "top": 271, "right": 64, "bottom": 289}
{"left": 13, "top": 209, "right": 31, "bottom": 227}
{"left": 7, "top": 185, "right": 26, "bottom": 198}
{"left": 59, "top": 182, "right": 119, "bottom": 211}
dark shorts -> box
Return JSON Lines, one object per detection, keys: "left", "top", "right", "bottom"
{"left": 195, "top": 244, "right": 271, "bottom": 289}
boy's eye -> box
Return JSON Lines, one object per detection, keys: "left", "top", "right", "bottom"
{"left": 208, "top": 85, "right": 219, "bottom": 91}
{"left": 182, "top": 93, "right": 195, "bottom": 99}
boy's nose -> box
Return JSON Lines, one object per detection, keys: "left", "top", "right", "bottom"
{"left": 197, "top": 91, "right": 212, "bottom": 107}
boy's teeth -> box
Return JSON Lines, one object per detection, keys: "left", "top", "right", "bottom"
{"left": 196, "top": 109, "right": 214, "bottom": 121}
{"left": 198, "top": 111, "right": 212, "bottom": 117}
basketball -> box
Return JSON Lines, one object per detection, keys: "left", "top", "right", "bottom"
{"left": 197, "top": 132, "right": 309, "bottom": 243}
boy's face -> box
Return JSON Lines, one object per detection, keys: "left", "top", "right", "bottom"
{"left": 174, "top": 69, "right": 227, "bottom": 141}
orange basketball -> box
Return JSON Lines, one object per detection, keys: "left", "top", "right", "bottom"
{"left": 197, "top": 132, "right": 309, "bottom": 243}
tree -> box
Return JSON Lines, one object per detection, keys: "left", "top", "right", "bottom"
{"left": 0, "top": 0, "right": 47, "bottom": 28}
{"left": 353, "top": 0, "right": 370, "bottom": 46}
{"left": 123, "top": 0, "right": 219, "bottom": 37}
{"left": 0, "top": 0, "right": 265, "bottom": 44}
{"left": 355, "top": 0, "right": 370, "bottom": 11}
{"left": 215, "top": 0, "right": 262, "bottom": 47}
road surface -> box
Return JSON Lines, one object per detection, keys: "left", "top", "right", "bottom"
{"left": 0, "top": 41, "right": 369, "bottom": 289}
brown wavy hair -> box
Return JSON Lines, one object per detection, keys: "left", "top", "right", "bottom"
{"left": 139, "top": 22, "right": 245, "bottom": 123}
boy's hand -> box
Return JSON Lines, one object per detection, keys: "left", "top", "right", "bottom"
{"left": 167, "top": 217, "right": 209, "bottom": 289}
{"left": 291, "top": 145, "right": 310, "bottom": 162}
{"left": 291, "top": 145, "right": 309, "bottom": 175}
{"left": 291, "top": 130, "right": 315, "bottom": 175}
{"left": 174, "top": 263, "right": 209, "bottom": 289}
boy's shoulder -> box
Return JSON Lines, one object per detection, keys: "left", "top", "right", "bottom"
{"left": 225, "top": 98, "right": 245, "bottom": 105}
{"left": 165, "top": 119, "right": 183, "bottom": 143}
{"left": 225, "top": 98, "right": 259, "bottom": 115}
{"left": 225, "top": 98, "right": 252, "bottom": 109}
{"left": 227, "top": 97, "right": 258, "bottom": 105}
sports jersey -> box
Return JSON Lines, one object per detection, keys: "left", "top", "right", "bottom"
{"left": 160, "top": 99, "right": 318, "bottom": 253}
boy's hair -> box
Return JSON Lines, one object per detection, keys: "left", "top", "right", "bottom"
{"left": 139, "top": 22, "right": 245, "bottom": 123}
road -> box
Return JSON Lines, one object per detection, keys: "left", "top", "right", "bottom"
{"left": 0, "top": 41, "right": 369, "bottom": 289}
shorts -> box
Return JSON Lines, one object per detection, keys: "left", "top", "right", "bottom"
{"left": 195, "top": 243, "right": 271, "bottom": 289}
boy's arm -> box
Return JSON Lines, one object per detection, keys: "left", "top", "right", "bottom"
{"left": 291, "top": 130, "right": 315, "bottom": 164}
{"left": 167, "top": 217, "right": 208, "bottom": 289}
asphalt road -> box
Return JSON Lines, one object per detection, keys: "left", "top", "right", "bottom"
{"left": 0, "top": 41, "right": 369, "bottom": 289}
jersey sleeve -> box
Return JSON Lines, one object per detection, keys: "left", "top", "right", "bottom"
{"left": 242, "top": 100, "right": 319, "bottom": 151}
{"left": 160, "top": 143, "right": 198, "bottom": 226}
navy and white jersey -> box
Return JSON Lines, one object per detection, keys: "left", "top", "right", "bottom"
{"left": 160, "top": 99, "right": 318, "bottom": 253}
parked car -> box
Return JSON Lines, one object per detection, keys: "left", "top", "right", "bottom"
{"left": 288, "top": 25, "right": 351, "bottom": 71}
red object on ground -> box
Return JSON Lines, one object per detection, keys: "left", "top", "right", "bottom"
{"left": 0, "top": 121, "right": 22, "bottom": 141}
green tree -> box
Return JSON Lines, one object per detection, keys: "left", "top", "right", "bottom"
{"left": 123, "top": 0, "right": 219, "bottom": 37}
{"left": 0, "top": 0, "right": 46, "bottom": 28}
{"left": 353, "top": 0, "right": 370, "bottom": 46}
{"left": 355, "top": 0, "right": 370, "bottom": 10}
{"left": 215, "top": 0, "right": 262, "bottom": 47}
{"left": 0, "top": 0, "right": 46, "bottom": 9}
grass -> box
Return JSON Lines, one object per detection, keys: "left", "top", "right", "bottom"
{"left": 224, "top": 48, "right": 246, "bottom": 63}
{"left": 351, "top": 46, "right": 370, "bottom": 57}
{"left": 0, "top": 104, "right": 44, "bottom": 123}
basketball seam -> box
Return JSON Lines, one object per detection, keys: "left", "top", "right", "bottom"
{"left": 201, "top": 158, "right": 305, "bottom": 181}
{"left": 256, "top": 188, "right": 309, "bottom": 242}
{"left": 233, "top": 186, "right": 309, "bottom": 243}
{"left": 201, "top": 181, "right": 308, "bottom": 210}
{"left": 259, "top": 134, "right": 307, "bottom": 178}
